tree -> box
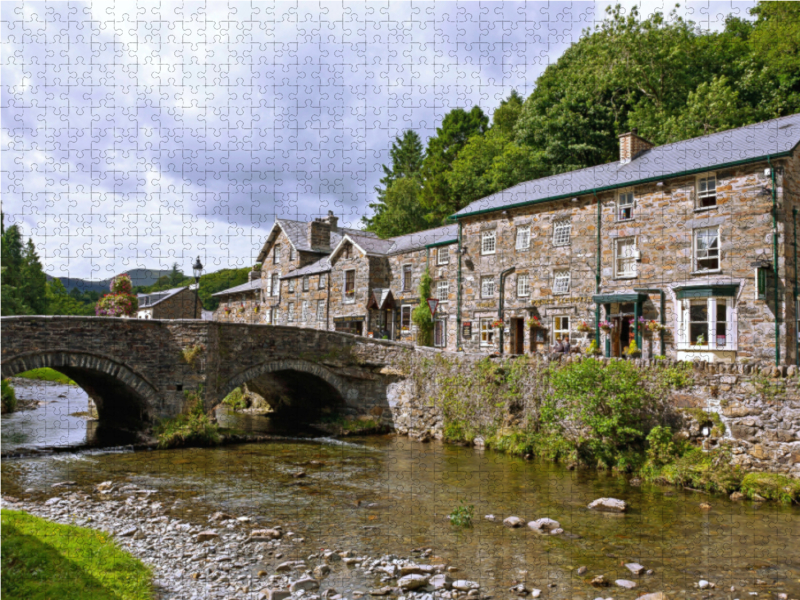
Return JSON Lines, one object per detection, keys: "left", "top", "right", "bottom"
{"left": 662, "top": 76, "right": 751, "bottom": 142}
{"left": 1, "top": 219, "right": 47, "bottom": 315}
{"left": 412, "top": 267, "right": 434, "bottom": 347}
{"left": 168, "top": 262, "right": 186, "bottom": 287}
{"left": 46, "top": 278, "right": 92, "bottom": 315}
{"left": 19, "top": 239, "right": 48, "bottom": 315}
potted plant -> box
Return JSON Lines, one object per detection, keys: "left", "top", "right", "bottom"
{"left": 693, "top": 334, "right": 706, "bottom": 346}
{"left": 625, "top": 338, "right": 641, "bottom": 358}
{"left": 599, "top": 320, "right": 614, "bottom": 334}
{"left": 576, "top": 320, "right": 592, "bottom": 333}
{"left": 586, "top": 339, "right": 603, "bottom": 356}
{"left": 224, "top": 306, "right": 231, "bottom": 315}
{"left": 646, "top": 319, "right": 664, "bottom": 333}
{"left": 526, "top": 316, "right": 543, "bottom": 329}
{"left": 491, "top": 319, "right": 505, "bottom": 330}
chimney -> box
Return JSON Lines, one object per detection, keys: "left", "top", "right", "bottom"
{"left": 619, "top": 128, "right": 654, "bottom": 164}
{"left": 248, "top": 266, "right": 262, "bottom": 282}
{"left": 308, "top": 218, "right": 332, "bottom": 250}
{"left": 322, "top": 210, "right": 339, "bottom": 231}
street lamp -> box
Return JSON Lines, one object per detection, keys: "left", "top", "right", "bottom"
{"left": 192, "top": 256, "right": 203, "bottom": 318}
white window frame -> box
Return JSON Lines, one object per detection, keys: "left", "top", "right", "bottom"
{"left": 516, "top": 226, "right": 531, "bottom": 251}
{"left": 481, "top": 230, "right": 496, "bottom": 255}
{"left": 401, "top": 306, "right": 412, "bottom": 331}
{"left": 480, "top": 318, "right": 495, "bottom": 348}
{"left": 402, "top": 265, "right": 412, "bottom": 292}
{"left": 694, "top": 227, "right": 720, "bottom": 273}
{"left": 303, "top": 276, "right": 309, "bottom": 292}
{"left": 434, "top": 319, "right": 446, "bottom": 348}
{"left": 288, "top": 278, "right": 295, "bottom": 293}
{"left": 301, "top": 300, "right": 309, "bottom": 322}
{"left": 289, "top": 246, "right": 295, "bottom": 261}
{"left": 517, "top": 274, "right": 530, "bottom": 298}
{"left": 287, "top": 302, "right": 295, "bottom": 322}
{"left": 696, "top": 173, "right": 717, "bottom": 209}
{"left": 553, "top": 315, "right": 570, "bottom": 343}
{"left": 553, "top": 219, "right": 571, "bottom": 247}
{"left": 614, "top": 236, "right": 638, "bottom": 278}
{"left": 552, "top": 269, "right": 570, "bottom": 295}
{"left": 273, "top": 245, "right": 281, "bottom": 264}
{"left": 344, "top": 269, "right": 356, "bottom": 303}
{"left": 676, "top": 297, "right": 736, "bottom": 350}
{"left": 617, "top": 191, "right": 635, "bottom": 221}
{"left": 436, "top": 280, "right": 450, "bottom": 302}
{"left": 271, "top": 272, "right": 281, "bottom": 296}
{"left": 318, "top": 273, "right": 326, "bottom": 289}
{"left": 481, "top": 276, "right": 495, "bottom": 299}
{"left": 437, "top": 246, "right": 450, "bottom": 265}
{"left": 317, "top": 299, "right": 325, "bottom": 322}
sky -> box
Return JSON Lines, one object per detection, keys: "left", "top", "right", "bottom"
{"left": 1, "top": 0, "right": 756, "bottom": 281}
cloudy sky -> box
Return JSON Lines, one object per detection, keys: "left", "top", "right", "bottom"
{"left": 1, "top": 1, "right": 755, "bottom": 281}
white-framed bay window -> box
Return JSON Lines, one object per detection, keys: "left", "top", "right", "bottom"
{"left": 480, "top": 318, "right": 495, "bottom": 348}
{"left": 676, "top": 296, "right": 736, "bottom": 350}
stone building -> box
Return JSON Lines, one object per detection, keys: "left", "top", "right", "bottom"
{"left": 137, "top": 285, "right": 200, "bottom": 319}
{"left": 213, "top": 113, "right": 800, "bottom": 365}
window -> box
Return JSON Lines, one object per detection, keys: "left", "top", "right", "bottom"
{"left": 553, "top": 219, "right": 571, "bottom": 246}
{"left": 273, "top": 245, "right": 281, "bottom": 264}
{"left": 516, "top": 226, "right": 531, "bottom": 251}
{"left": 302, "top": 276, "right": 309, "bottom": 292}
{"left": 480, "top": 318, "right": 495, "bottom": 347}
{"left": 271, "top": 272, "right": 280, "bottom": 296}
{"left": 401, "top": 306, "right": 412, "bottom": 330}
{"left": 696, "top": 174, "right": 717, "bottom": 208}
{"left": 343, "top": 244, "right": 351, "bottom": 260}
{"left": 301, "top": 301, "right": 309, "bottom": 322}
{"left": 694, "top": 228, "right": 720, "bottom": 272}
{"left": 288, "top": 278, "right": 295, "bottom": 293}
{"left": 437, "top": 246, "right": 450, "bottom": 265}
{"left": 344, "top": 269, "right": 355, "bottom": 303}
{"left": 266, "top": 307, "right": 277, "bottom": 324}
{"left": 615, "top": 237, "right": 637, "bottom": 278}
{"left": 434, "top": 320, "right": 446, "bottom": 348}
{"left": 517, "top": 274, "right": 530, "bottom": 297}
{"left": 436, "top": 280, "right": 450, "bottom": 302}
{"left": 481, "top": 276, "right": 495, "bottom": 299}
{"left": 287, "top": 302, "right": 295, "bottom": 322}
{"left": 319, "top": 273, "right": 326, "bottom": 289}
{"left": 618, "top": 192, "right": 634, "bottom": 221}
{"left": 678, "top": 297, "right": 734, "bottom": 349}
{"left": 289, "top": 246, "right": 295, "bottom": 261}
{"left": 317, "top": 299, "right": 325, "bottom": 322}
{"left": 481, "top": 230, "right": 496, "bottom": 255}
{"left": 553, "top": 316, "right": 570, "bottom": 342}
{"left": 553, "top": 269, "right": 570, "bottom": 295}
{"left": 402, "top": 265, "right": 412, "bottom": 292}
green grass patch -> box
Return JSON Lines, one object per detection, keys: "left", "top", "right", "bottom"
{"left": 154, "top": 389, "right": 221, "bottom": 449}
{"left": 14, "top": 368, "right": 76, "bottom": 385}
{"left": 740, "top": 472, "right": 800, "bottom": 503}
{"left": 1, "top": 509, "right": 153, "bottom": 600}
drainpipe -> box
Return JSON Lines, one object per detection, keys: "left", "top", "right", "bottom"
{"left": 634, "top": 288, "right": 665, "bottom": 357}
{"left": 768, "top": 156, "right": 780, "bottom": 366}
{"left": 498, "top": 266, "right": 515, "bottom": 355}
{"left": 457, "top": 221, "right": 463, "bottom": 352}
{"left": 794, "top": 208, "right": 798, "bottom": 367}
{"left": 594, "top": 190, "right": 601, "bottom": 348}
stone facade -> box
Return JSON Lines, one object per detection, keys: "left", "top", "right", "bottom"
{"left": 137, "top": 286, "right": 199, "bottom": 320}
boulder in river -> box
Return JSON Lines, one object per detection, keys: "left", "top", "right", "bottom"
{"left": 527, "top": 518, "right": 561, "bottom": 532}
{"left": 503, "top": 516, "right": 523, "bottom": 528}
{"left": 195, "top": 530, "right": 219, "bottom": 543}
{"left": 625, "top": 563, "right": 645, "bottom": 576}
{"left": 577, "top": 566, "right": 588, "bottom": 575}
{"left": 588, "top": 498, "right": 628, "bottom": 513}
{"left": 615, "top": 579, "right": 637, "bottom": 589}
{"left": 290, "top": 578, "right": 320, "bottom": 593}
{"left": 430, "top": 574, "right": 453, "bottom": 590}
{"left": 590, "top": 575, "right": 609, "bottom": 587}
{"left": 398, "top": 574, "right": 429, "bottom": 590}
{"left": 314, "top": 565, "right": 331, "bottom": 579}
{"left": 637, "top": 593, "right": 665, "bottom": 600}
{"left": 261, "top": 590, "right": 291, "bottom": 600}
{"left": 249, "top": 529, "right": 282, "bottom": 541}
{"left": 368, "top": 587, "right": 393, "bottom": 596}
{"left": 452, "top": 580, "right": 480, "bottom": 591}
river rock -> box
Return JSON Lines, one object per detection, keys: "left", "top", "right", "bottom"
{"left": 117, "top": 526, "right": 137, "bottom": 537}
{"left": 531, "top": 589, "right": 541, "bottom": 598}
{"left": 527, "top": 518, "right": 560, "bottom": 532}
{"left": 314, "top": 565, "right": 331, "bottom": 578}
{"left": 431, "top": 574, "right": 453, "bottom": 590}
{"left": 625, "top": 563, "right": 645, "bottom": 576}
{"left": 588, "top": 498, "right": 628, "bottom": 513}
{"left": 591, "top": 576, "right": 609, "bottom": 587}
{"left": 636, "top": 593, "right": 665, "bottom": 600}
{"left": 250, "top": 529, "right": 282, "bottom": 541}
{"left": 261, "top": 590, "right": 291, "bottom": 600}
{"left": 51, "top": 481, "right": 77, "bottom": 488}
{"left": 577, "top": 566, "right": 588, "bottom": 575}
{"left": 484, "top": 514, "right": 496, "bottom": 521}
{"left": 195, "top": 530, "right": 219, "bottom": 542}
{"left": 510, "top": 583, "right": 527, "bottom": 594}
{"left": 400, "top": 565, "right": 423, "bottom": 575}
{"left": 698, "top": 580, "right": 711, "bottom": 589}
{"left": 324, "top": 551, "right": 342, "bottom": 562}
{"left": 615, "top": 580, "right": 637, "bottom": 589}
{"left": 368, "top": 587, "right": 393, "bottom": 596}
{"left": 730, "top": 492, "right": 745, "bottom": 501}
{"left": 95, "top": 481, "right": 114, "bottom": 492}
{"left": 503, "top": 516, "right": 523, "bottom": 528}
{"left": 398, "top": 574, "right": 429, "bottom": 590}
{"left": 291, "top": 578, "right": 320, "bottom": 592}
{"left": 452, "top": 580, "right": 480, "bottom": 591}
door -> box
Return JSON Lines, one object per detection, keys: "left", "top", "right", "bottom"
{"left": 612, "top": 317, "right": 622, "bottom": 357}
{"left": 434, "top": 320, "right": 445, "bottom": 347}
{"left": 512, "top": 318, "right": 525, "bottom": 354}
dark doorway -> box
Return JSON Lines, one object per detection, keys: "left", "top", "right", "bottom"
{"left": 612, "top": 316, "right": 632, "bottom": 357}
{"left": 511, "top": 318, "right": 525, "bottom": 354}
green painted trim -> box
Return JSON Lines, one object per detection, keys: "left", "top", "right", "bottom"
{"left": 425, "top": 239, "right": 458, "bottom": 249}
{"left": 592, "top": 293, "right": 648, "bottom": 304}
{"left": 675, "top": 284, "right": 739, "bottom": 300}
{"left": 447, "top": 151, "right": 795, "bottom": 221}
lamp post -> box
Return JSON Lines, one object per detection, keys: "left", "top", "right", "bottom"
{"left": 192, "top": 256, "right": 203, "bottom": 319}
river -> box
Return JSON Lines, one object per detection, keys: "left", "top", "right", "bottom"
{"left": 2, "top": 381, "right": 799, "bottom": 599}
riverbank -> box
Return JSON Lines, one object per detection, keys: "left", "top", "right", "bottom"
{"left": 11, "top": 367, "right": 76, "bottom": 385}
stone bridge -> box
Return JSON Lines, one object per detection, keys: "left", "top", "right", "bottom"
{"left": 0, "top": 316, "right": 422, "bottom": 436}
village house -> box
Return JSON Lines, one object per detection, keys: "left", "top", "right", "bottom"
{"left": 137, "top": 285, "right": 200, "bottom": 319}
{"left": 213, "top": 113, "right": 800, "bottom": 365}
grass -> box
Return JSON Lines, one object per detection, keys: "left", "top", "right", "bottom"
{"left": 221, "top": 387, "right": 247, "bottom": 410}
{"left": 2, "top": 379, "right": 17, "bottom": 414}
{"left": 1, "top": 509, "right": 153, "bottom": 600}
{"left": 13, "top": 368, "right": 76, "bottom": 386}
{"left": 154, "top": 390, "right": 221, "bottom": 449}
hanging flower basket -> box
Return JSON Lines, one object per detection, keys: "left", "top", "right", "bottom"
{"left": 599, "top": 320, "right": 614, "bottom": 333}
{"left": 646, "top": 320, "right": 665, "bottom": 333}
{"left": 491, "top": 319, "right": 505, "bottom": 329}
{"left": 576, "top": 321, "right": 592, "bottom": 333}
{"left": 224, "top": 306, "right": 231, "bottom": 314}
{"left": 526, "top": 317, "right": 543, "bottom": 329}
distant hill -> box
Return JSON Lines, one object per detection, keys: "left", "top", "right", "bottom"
{"left": 46, "top": 268, "right": 174, "bottom": 294}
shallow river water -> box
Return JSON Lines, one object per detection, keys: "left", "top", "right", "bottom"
{"left": 2, "top": 382, "right": 799, "bottom": 599}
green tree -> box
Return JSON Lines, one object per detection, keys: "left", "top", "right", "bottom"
{"left": 19, "top": 239, "right": 48, "bottom": 314}
{"left": 750, "top": 2, "right": 800, "bottom": 89}
{"left": 1, "top": 219, "right": 47, "bottom": 315}
{"left": 168, "top": 262, "right": 186, "bottom": 287}
{"left": 46, "top": 278, "right": 92, "bottom": 315}
{"left": 411, "top": 267, "right": 434, "bottom": 347}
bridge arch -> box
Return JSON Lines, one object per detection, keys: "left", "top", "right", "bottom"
{"left": 221, "top": 359, "right": 351, "bottom": 418}
{"left": 1, "top": 351, "right": 161, "bottom": 439}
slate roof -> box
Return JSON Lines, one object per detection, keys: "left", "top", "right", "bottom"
{"left": 453, "top": 112, "right": 800, "bottom": 219}
{"left": 211, "top": 279, "right": 261, "bottom": 297}
{"left": 137, "top": 285, "right": 195, "bottom": 308}
{"left": 256, "top": 218, "right": 377, "bottom": 262}
{"left": 330, "top": 224, "right": 458, "bottom": 261}
{"left": 280, "top": 257, "right": 332, "bottom": 279}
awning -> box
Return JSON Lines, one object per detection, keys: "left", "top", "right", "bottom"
{"left": 675, "top": 284, "right": 739, "bottom": 300}
{"left": 592, "top": 293, "right": 649, "bottom": 304}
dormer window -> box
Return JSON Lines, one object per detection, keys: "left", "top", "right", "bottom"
{"left": 696, "top": 174, "right": 717, "bottom": 209}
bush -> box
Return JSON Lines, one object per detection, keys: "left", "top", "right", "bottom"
{"left": 1, "top": 379, "right": 17, "bottom": 414}
{"left": 448, "top": 500, "right": 475, "bottom": 528}
{"left": 222, "top": 387, "right": 247, "bottom": 410}
{"left": 155, "top": 389, "right": 221, "bottom": 449}
{"left": 740, "top": 472, "right": 800, "bottom": 504}
{"left": 646, "top": 425, "right": 677, "bottom": 467}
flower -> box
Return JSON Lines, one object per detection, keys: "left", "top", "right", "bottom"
{"left": 491, "top": 319, "right": 505, "bottom": 329}
{"left": 599, "top": 320, "right": 614, "bottom": 331}
{"left": 526, "top": 316, "right": 542, "bottom": 328}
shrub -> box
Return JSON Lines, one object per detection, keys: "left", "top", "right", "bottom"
{"left": 646, "top": 425, "right": 677, "bottom": 466}
{"left": 411, "top": 267, "right": 434, "bottom": 346}
{"left": 448, "top": 500, "right": 475, "bottom": 528}
{"left": 155, "top": 389, "right": 220, "bottom": 449}
{"left": 740, "top": 472, "right": 800, "bottom": 504}
{"left": 181, "top": 344, "right": 205, "bottom": 369}
{"left": 222, "top": 387, "right": 247, "bottom": 410}
{"left": 1, "top": 379, "right": 17, "bottom": 414}
{"left": 659, "top": 361, "right": 694, "bottom": 389}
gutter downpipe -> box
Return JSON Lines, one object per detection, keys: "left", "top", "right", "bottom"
{"left": 634, "top": 288, "right": 665, "bottom": 357}
{"left": 498, "top": 266, "right": 515, "bottom": 356}
{"left": 594, "top": 190, "right": 601, "bottom": 348}
{"left": 794, "top": 207, "right": 798, "bottom": 367}
{"left": 768, "top": 156, "right": 780, "bottom": 366}
{"left": 457, "top": 220, "right": 463, "bottom": 352}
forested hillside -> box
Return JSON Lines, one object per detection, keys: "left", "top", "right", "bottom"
{"left": 364, "top": 2, "right": 800, "bottom": 235}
